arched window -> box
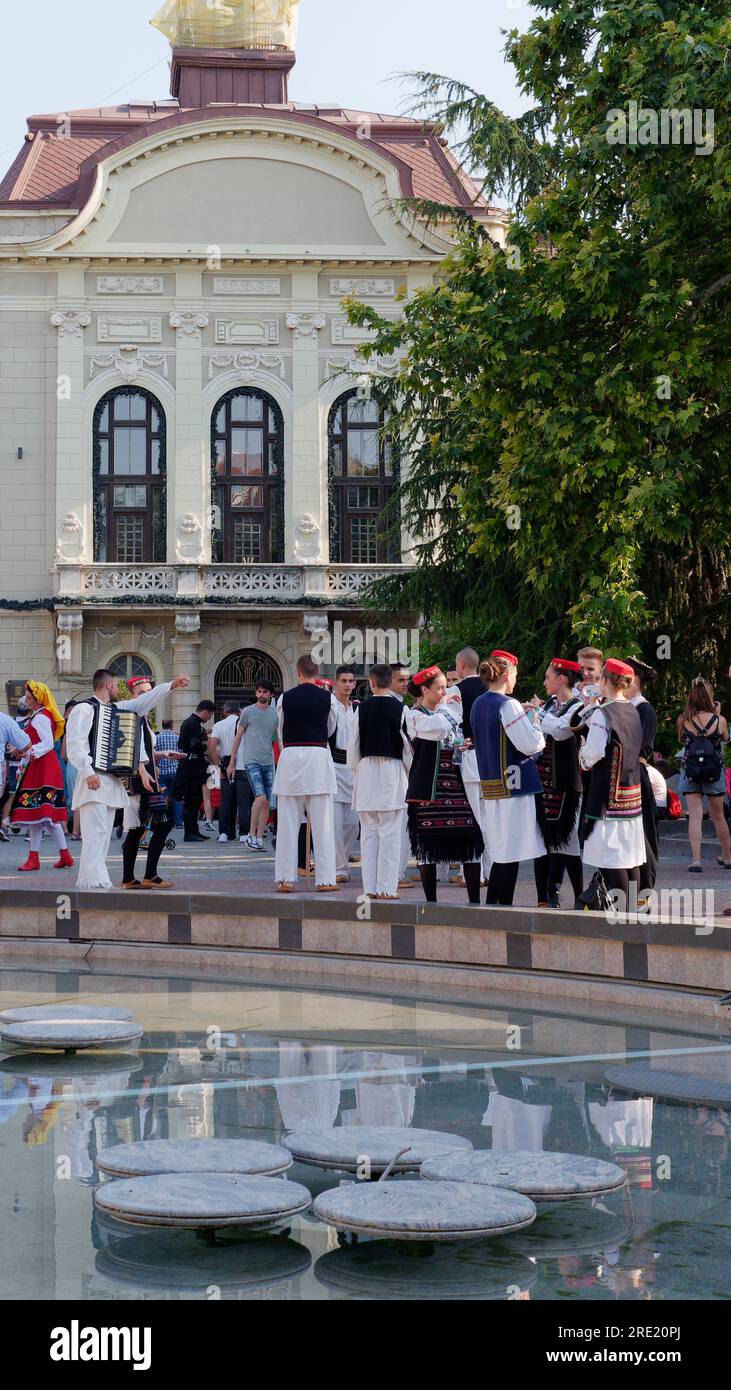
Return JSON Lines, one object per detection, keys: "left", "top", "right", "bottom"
{"left": 328, "top": 390, "right": 399, "bottom": 564}
{"left": 107, "top": 654, "right": 154, "bottom": 682}
{"left": 211, "top": 389, "right": 284, "bottom": 564}
{"left": 93, "top": 388, "right": 167, "bottom": 563}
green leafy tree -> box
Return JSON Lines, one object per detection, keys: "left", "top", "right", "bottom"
{"left": 350, "top": 0, "right": 730, "bottom": 719}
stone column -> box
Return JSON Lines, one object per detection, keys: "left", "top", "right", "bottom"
{"left": 285, "top": 294, "right": 326, "bottom": 567}
{"left": 51, "top": 284, "right": 92, "bottom": 565}
{"left": 170, "top": 276, "right": 209, "bottom": 565}
{"left": 171, "top": 612, "right": 202, "bottom": 726}
{"left": 56, "top": 611, "right": 84, "bottom": 677}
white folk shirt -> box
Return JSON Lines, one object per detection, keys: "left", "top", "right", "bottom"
{"left": 66, "top": 683, "right": 171, "bottom": 810}
{"left": 332, "top": 699, "right": 357, "bottom": 804}
{"left": 272, "top": 691, "right": 338, "bottom": 797}
{"left": 346, "top": 698, "right": 414, "bottom": 813}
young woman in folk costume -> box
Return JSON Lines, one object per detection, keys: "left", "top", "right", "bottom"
{"left": 528, "top": 657, "right": 585, "bottom": 909}
{"left": 626, "top": 657, "right": 660, "bottom": 893}
{"left": 10, "top": 681, "right": 73, "bottom": 873}
{"left": 579, "top": 659, "right": 646, "bottom": 900}
{"left": 404, "top": 666, "right": 485, "bottom": 905}
{"left": 470, "top": 651, "right": 546, "bottom": 906}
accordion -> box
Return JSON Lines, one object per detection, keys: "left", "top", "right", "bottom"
{"left": 89, "top": 703, "right": 142, "bottom": 779}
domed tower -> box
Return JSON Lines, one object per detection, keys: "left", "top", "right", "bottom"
{"left": 151, "top": 0, "right": 300, "bottom": 107}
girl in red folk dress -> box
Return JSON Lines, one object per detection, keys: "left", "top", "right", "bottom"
{"left": 10, "top": 682, "right": 73, "bottom": 873}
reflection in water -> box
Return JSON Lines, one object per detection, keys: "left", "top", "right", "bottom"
{"left": 0, "top": 965, "right": 730, "bottom": 1301}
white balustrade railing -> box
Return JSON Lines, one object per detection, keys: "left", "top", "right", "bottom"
{"left": 59, "top": 563, "right": 412, "bottom": 603}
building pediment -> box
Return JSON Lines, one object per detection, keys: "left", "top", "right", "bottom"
{"left": 9, "top": 112, "right": 453, "bottom": 260}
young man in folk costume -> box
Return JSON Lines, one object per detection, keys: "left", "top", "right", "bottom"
{"left": 66, "top": 669, "right": 190, "bottom": 890}
{"left": 471, "top": 651, "right": 546, "bottom": 906}
{"left": 455, "top": 646, "right": 492, "bottom": 883}
{"left": 329, "top": 665, "right": 360, "bottom": 883}
{"left": 120, "top": 675, "right": 175, "bottom": 891}
{"left": 347, "top": 663, "right": 410, "bottom": 900}
{"left": 273, "top": 655, "right": 339, "bottom": 894}
{"left": 404, "top": 666, "right": 484, "bottom": 905}
{"left": 10, "top": 682, "right": 73, "bottom": 873}
{"left": 579, "top": 659, "right": 646, "bottom": 903}
{"left": 528, "top": 658, "right": 585, "bottom": 909}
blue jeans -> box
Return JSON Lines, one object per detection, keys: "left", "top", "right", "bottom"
{"left": 160, "top": 772, "right": 183, "bottom": 828}
{"left": 245, "top": 763, "right": 274, "bottom": 802}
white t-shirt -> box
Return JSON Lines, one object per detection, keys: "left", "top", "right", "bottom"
{"left": 210, "top": 714, "right": 239, "bottom": 760}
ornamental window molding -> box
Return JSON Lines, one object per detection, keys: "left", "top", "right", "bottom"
{"left": 89, "top": 348, "right": 169, "bottom": 381}
{"left": 207, "top": 351, "right": 286, "bottom": 381}
{"left": 97, "top": 316, "right": 163, "bottom": 344}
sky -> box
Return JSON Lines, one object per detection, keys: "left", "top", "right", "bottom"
{"left": 0, "top": 0, "right": 532, "bottom": 173}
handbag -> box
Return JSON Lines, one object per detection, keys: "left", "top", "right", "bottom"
{"left": 145, "top": 791, "right": 170, "bottom": 826}
{"left": 576, "top": 870, "right": 613, "bottom": 913}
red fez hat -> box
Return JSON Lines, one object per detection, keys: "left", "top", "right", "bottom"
{"left": 604, "top": 658, "right": 634, "bottom": 677}
{"left": 314, "top": 677, "right": 333, "bottom": 689}
{"left": 490, "top": 649, "right": 519, "bottom": 667}
{"left": 551, "top": 657, "right": 582, "bottom": 674}
{"left": 413, "top": 665, "right": 442, "bottom": 687}
{"left": 127, "top": 676, "right": 153, "bottom": 689}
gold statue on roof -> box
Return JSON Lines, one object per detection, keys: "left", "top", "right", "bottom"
{"left": 151, "top": 0, "right": 300, "bottom": 51}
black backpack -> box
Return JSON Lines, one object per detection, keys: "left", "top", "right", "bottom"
{"left": 684, "top": 717, "right": 723, "bottom": 784}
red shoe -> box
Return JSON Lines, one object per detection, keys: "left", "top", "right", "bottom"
{"left": 54, "top": 849, "right": 74, "bottom": 869}
{"left": 18, "top": 852, "right": 40, "bottom": 873}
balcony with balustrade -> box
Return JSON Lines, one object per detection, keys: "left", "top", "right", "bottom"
{"left": 54, "top": 562, "right": 413, "bottom": 609}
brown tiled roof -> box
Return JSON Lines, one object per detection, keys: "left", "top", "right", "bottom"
{"left": 0, "top": 101, "right": 497, "bottom": 216}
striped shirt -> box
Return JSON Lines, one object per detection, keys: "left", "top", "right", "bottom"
{"left": 155, "top": 728, "right": 179, "bottom": 778}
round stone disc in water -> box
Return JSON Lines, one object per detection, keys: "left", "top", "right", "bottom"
{"left": 98, "top": 1138, "right": 293, "bottom": 1179}
{"left": 95, "top": 1174, "right": 312, "bottom": 1230}
{"left": 313, "top": 1180, "right": 536, "bottom": 1241}
{"left": 605, "top": 1064, "right": 731, "bottom": 1107}
{"left": 315, "top": 1243, "right": 538, "bottom": 1300}
{"left": 286, "top": 1126, "right": 472, "bottom": 1174}
{"left": 421, "top": 1150, "right": 625, "bottom": 1201}
{"left": 95, "top": 1234, "right": 310, "bottom": 1294}
{"left": 0, "top": 1052, "right": 143, "bottom": 1080}
{"left": 0, "top": 1020, "right": 143, "bottom": 1051}
{"left": 0, "top": 1004, "right": 133, "bottom": 1024}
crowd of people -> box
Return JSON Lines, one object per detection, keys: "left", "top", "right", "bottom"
{"left": 0, "top": 645, "right": 729, "bottom": 907}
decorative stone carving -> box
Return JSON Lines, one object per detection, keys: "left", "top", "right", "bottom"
{"left": 82, "top": 568, "right": 176, "bottom": 597}
{"left": 293, "top": 514, "right": 321, "bottom": 562}
{"left": 169, "top": 312, "right": 209, "bottom": 340}
{"left": 332, "top": 317, "right": 377, "bottom": 346}
{"left": 98, "top": 316, "right": 162, "bottom": 344}
{"left": 55, "top": 513, "right": 84, "bottom": 562}
{"left": 215, "top": 319, "right": 279, "bottom": 346}
{"left": 175, "top": 514, "right": 204, "bottom": 563}
{"left": 330, "top": 278, "right": 396, "bottom": 297}
{"left": 89, "top": 347, "right": 169, "bottom": 381}
{"left": 326, "top": 567, "right": 395, "bottom": 595}
{"left": 325, "top": 353, "right": 400, "bottom": 382}
{"left": 213, "top": 278, "right": 281, "bottom": 296}
{"left": 50, "top": 310, "right": 91, "bottom": 339}
{"left": 286, "top": 313, "right": 326, "bottom": 339}
{"left": 56, "top": 611, "right": 84, "bottom": 634}
{"left": 175, "top": 612, "right": 202, "bottom": 637}
{"left": 205, "top": 568, "right": 305, "bottom": 599}
{"left": 303, "top": 613, "right": 329, "bottom": 635}
{"left": 207, "top": 351, "right": 285, "bottom": 382}
{"left": 97, "top": 276, "right": 163, "bottom": 295}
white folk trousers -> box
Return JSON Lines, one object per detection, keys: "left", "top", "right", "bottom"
{"left": 334, "top": 801, "right": 359, "bottom": 877}
{"left": 360, "top": 809, "right": 404, "bottom": 898}
{"left": 77, "top": 803, "right": 117, "bottom": 889}
{"left": 275, "top": 793, "right": 336, "bottom": 888}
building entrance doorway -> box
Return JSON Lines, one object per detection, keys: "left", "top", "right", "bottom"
{"left": 214, "top": 649, "right": 283, "bottom": 717}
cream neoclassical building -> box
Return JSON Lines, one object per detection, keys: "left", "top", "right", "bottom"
{"left": 0, "top": 2, "right": 507, "bottom": 721}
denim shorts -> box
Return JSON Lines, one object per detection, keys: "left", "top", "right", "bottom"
{"left": 678, "top": 766, "right": 727, "bottom": 797}
{"left": 245, "top": 763, "right": 274, "bottom": 801}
